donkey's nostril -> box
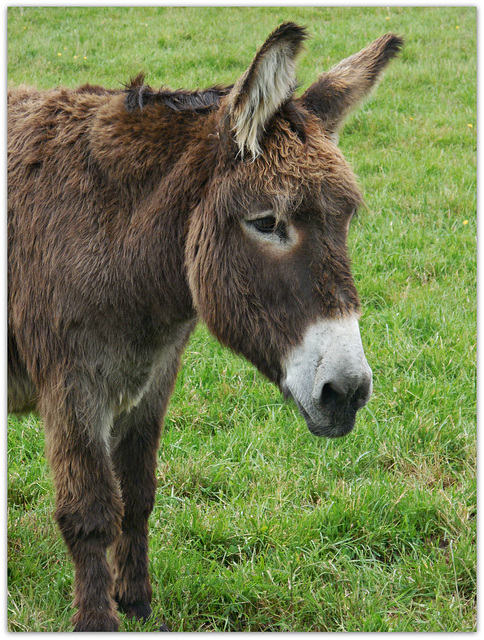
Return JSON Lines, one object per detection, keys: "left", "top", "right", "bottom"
{"left": 316, "top": 374, "right": 372, "bottom": 413}
{"left": 320, "top": 382, "right": 344, "bottom": 409}
{"left": 351, "top": 377, "right": 373, "bottom": 410}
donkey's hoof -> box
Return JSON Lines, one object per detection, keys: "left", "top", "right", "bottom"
{"left": 116, "top": 598, "right": 170, "bottom": 630}
{"left": 117, "top": 598, "right": 153, "bottom": 622}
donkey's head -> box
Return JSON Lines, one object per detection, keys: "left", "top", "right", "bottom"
{"left": 186, "top": 23, "right": 403, "bottom": 437}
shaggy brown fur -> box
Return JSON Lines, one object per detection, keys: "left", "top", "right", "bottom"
{"left": 8, "top": 23, "right": 402, "bottom": 631}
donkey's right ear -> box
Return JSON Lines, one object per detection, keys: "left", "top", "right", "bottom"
{"left": 222, "top": 22, "right": 307, "bottom": 160}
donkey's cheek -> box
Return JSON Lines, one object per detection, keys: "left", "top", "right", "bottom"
{"left": 281, "top": 314, "right": 373, "bottom": 438}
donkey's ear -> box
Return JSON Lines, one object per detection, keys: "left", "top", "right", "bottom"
{"left": 225, "top": 22, "right": 308, "bottom": 159}
{"left": 300, "top": 33, "right": 403, "bottom": 142}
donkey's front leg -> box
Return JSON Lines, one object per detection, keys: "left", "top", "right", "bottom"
{"left": 108, "top": 325, "right": 193, "bottom": 630}
{"left": 110, "top": 405, "right": 161, "bottom": 624}
{"left": 110, "top": 383, "right": 176, "bottom": 629}
{"left": 41, "top": 386, "right": 123, "bottom": 632}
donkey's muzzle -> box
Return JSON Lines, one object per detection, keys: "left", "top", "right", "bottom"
{"left": 281, "top": 315, "right": 373, "bottom": 438}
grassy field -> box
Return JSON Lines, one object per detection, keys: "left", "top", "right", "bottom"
{"left": 7, "top": 6, "right": 476, "bottom": 632}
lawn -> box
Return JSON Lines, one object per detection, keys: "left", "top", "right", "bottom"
{"left": 7, "top": 6, "right": 476, "bottom": 632}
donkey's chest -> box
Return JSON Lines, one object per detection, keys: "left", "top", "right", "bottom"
{"left": 108, "top": 319, "right": 195, "bottom": 420}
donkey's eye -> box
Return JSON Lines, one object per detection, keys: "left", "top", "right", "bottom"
{"left": 250, "top": 216, "right": 278, "bottom": 234}
{"left": 243, "top": 214, "right": 293, "bottom": 248}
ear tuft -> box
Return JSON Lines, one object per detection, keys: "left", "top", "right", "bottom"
{"left": 228, "top": 22, "right": 308, "bottom": 159}
{"left": 359, "top": 33, "right": 404, "bottom": 77}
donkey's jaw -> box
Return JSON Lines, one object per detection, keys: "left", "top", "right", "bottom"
{"left": 281, "top": 315, "right": 373, "bottom": 438}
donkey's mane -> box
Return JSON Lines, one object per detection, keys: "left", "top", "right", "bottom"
{"left": 123, "top": 73, "right": 308, "bottom": 144}
{"left": 124, "top": 73, "right": 232, "bottom": 114}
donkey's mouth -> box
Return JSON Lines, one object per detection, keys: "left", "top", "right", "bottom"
{"left": 288, "top": 393, "right": 357, "bottom": 438}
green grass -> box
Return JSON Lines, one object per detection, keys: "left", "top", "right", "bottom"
{"left": 7, "top": 6, "right": 476, "bottom": 633}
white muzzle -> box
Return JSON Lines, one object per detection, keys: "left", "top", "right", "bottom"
{"left": 281, "top": 314, "right": 373, "bottom": 437}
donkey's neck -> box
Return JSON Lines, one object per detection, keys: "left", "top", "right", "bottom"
{"left": 89, "top": 93, "right": 219, "bottom": 325}
{"left": 90, "top": 92, "right": 217, "bottom": 185}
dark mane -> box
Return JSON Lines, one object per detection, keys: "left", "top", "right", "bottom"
{"left": 77, "top": 83, "right": 120, "bottom": 96}
{"left": 124, "top": 73, "right": 232, "bottom": 114}
{"left": 124, "top": 73, "right": 307, "bottom": 144}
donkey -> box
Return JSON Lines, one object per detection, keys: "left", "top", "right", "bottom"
{"left": 8, "top": 23, "right": 402, "bottom": 631}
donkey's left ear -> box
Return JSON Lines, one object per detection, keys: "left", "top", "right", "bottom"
{"left": 299, "top": 33, "right": 403, "bottom": 142}
{"left": 225, "top": 22, "right": 308, "bottom": 159}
